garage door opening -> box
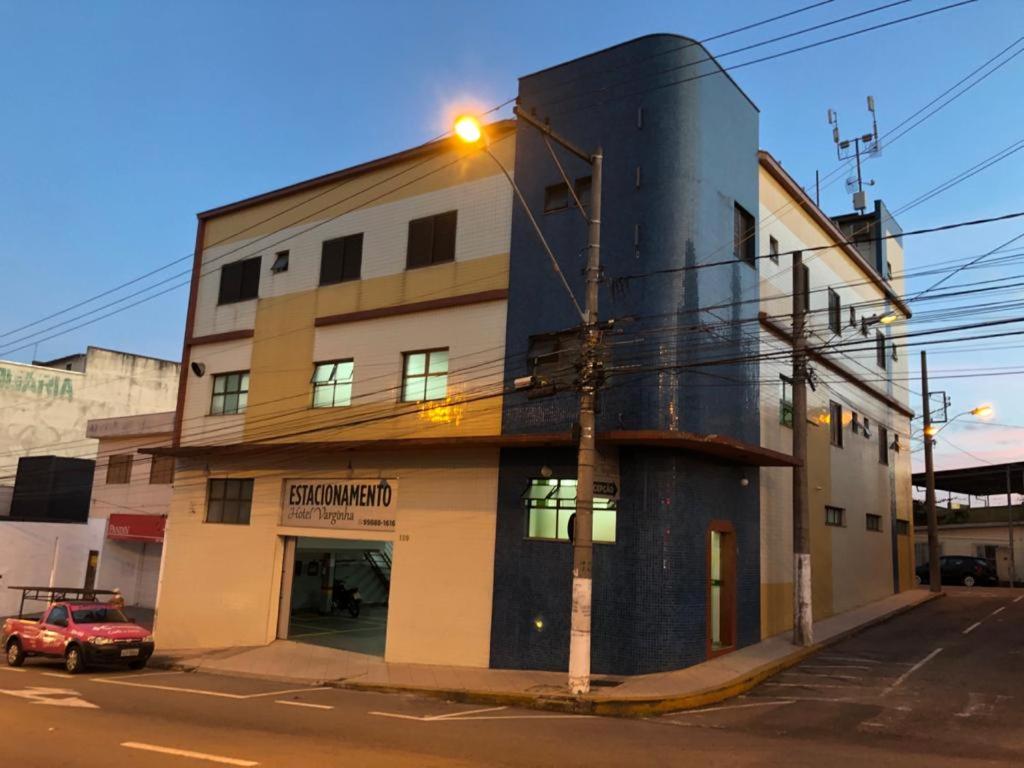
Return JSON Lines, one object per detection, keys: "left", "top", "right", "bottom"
{"left": 279, "top": 536, "right": 391, "bottom": 656}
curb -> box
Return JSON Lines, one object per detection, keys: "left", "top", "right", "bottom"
{"left": 335, "top": 591, "right": 944, "bottom": 718}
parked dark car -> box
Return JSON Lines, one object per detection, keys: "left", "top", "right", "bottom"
{"left": 915, "top": 556, "right": 998, "bottom": 587}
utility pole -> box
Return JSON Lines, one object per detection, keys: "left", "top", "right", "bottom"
{"left": 921, "top": 350, "right": 942, "bottom": 592}
{"left": 792, "top": 250, "right": 812, "bottom": 646}
{"left": 568, "top": 148, "right": 602, "bottom": 696}
{"left": 1007, "top": 468, "right": 1016, "bottom": 589}
{"left": 476, "top": 106, "right": 603, "bottom": 694}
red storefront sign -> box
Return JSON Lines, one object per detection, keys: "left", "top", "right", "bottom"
{"left": 106, "top": 514, "right": 166, "bottom": 543}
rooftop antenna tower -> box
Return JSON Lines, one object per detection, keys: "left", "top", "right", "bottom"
{"left": 827, "top": 96, "right": 880, "bottom": 213}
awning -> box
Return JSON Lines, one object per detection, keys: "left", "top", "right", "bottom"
{"left": 106, "top": 514, "right": 166, "bottom": 543}
{"left": 912, "top": 462, "right": 1024, "bottom": 497}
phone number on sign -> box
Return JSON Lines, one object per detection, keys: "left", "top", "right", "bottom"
{"left": 362, "top": 519, "right": 395, "bottom": 528}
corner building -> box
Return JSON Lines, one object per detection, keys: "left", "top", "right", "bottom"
{"left": 153, "top": 35, "right": 914, "bottom": 675}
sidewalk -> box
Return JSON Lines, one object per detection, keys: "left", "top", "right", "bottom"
{"left": 152, "top": 588, "right": 940, "bottom": 716}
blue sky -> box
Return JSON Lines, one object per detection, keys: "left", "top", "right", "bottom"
{"left": 1, "top": 1, "right": 1021, "bottom": 473}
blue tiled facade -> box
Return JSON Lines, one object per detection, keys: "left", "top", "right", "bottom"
{"left": 489, "top": 35, "right": 765, "bottom": 675}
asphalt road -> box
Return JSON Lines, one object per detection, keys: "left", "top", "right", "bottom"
{"left": 1, "top": 587, "right": 1020, "bottom": 767}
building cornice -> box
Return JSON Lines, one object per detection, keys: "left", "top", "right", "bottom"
{"left": 758, "top": 150, "right": 911, "bottom": 319}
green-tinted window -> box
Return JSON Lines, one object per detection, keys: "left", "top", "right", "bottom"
{"left": 211, "top": 372, "right": 250, "bottom": 415}
{"left": 524, "top": 478, "right": 616, "bottom": 544}
{"left": 402, "top": 349, "right": 448, "bottom": 402}
{"left": 207, "top": 478, "right": 254, "bottom": 525}
{"left": 312, "top": 360, "right": 354, "bottom": 408}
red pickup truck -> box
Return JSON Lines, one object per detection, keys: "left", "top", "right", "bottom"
{"left": 3, "top": 601, "right": 155, "bottom": 674}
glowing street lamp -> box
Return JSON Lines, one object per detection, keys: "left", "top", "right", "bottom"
{"left": 453, "top": 115, "right": 483, "bottom": 144}
{"left": 970, "top": 404, "right": 993, "bottom": 418}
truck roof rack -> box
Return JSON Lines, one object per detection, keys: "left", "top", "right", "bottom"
{"left": 7, "top": 586, "right": 121, "bottom": 618}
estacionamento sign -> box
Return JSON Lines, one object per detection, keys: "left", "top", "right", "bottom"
{"left": 281, "top": 478, "right": 397, "bottom": 532}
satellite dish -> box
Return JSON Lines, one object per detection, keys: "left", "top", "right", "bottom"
{"left": 845, "top": 176, "right": 859, "bottom": 193}
{"left": 868, "top": 139, "right": 882, "bottom": 157}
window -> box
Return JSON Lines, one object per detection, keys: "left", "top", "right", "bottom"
{"left": 733, "top": 203, "right": 755, "bottom": 265}
{"left": 828, "top": 288, "right": 842, "bottom": 334}
{"left": 898, "top": 520, "right": 911, "bottom": 536}
{"left": 780, "top": 375, "right": 794, "bottom": 428}
{"left": 319, "top": 233, "right": 363, "bottom": 285}
{"left": 876, "top": 331, "right": 887, "bottom": 369}
{"left": 800, "top": 264, "right": 811, "bottom": 312}
{"left": 866, "top": 514, "right": 883, "bottom": 532}
{"left": 206, "top": 479, "right": 253, "bottom": 525}
{"left": 769, "top": 236, "right": 779, "bottom": 264}
{"left": 312, "top": 360, "right": 354, "bottom": 408}
{"left": 825, "top": 506, "right": 845, "bottom": 527}
{"left": 851, "top": 411, "right": 860, "bottom": 435}
{"left": 878, "top": 426, "right": 889, "bottom": 465}
{"left": 106, "top": 454, "right": 132, "bottom": 484}
{"left": 47, "top": 605, "right": 69, "bottom": 627}
{"left": 217, "top": 256, "right": 261, "bottom": 304}
{"left": 270, "top": 250, "right": 289, "bottom": 273}
{"left": 524, "top": 478, "right": 616, "bottom": 543}
{"left": 849, "top": 306, "right": 857, "bottom": 328}
{"left": 211, "top": 372, "right": 250, "bottom": 415}
{"left": 829, "top": 401, "right": 843, "bottom": 447}
{"left": 976, "top": 544, "right": 996, "bottom": 560}
{"left": 863, "top": 416, "right": 871, "bottom": 438}
{"left": 406, "top": 211, "right": 457, "bottom": 269}
{"left": 149, "top": 455, "right": 175, "bottom": 485}
{"left": 544, "top": 182, "right": 569, "bottom": 212}
{"left": 401, "top": 349, "right": 448, "bottom": 402}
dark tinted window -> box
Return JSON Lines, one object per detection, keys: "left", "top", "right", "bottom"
{"left": 320, "top": 234, "right": 363, "bottom": 285}
{"left": 218, "top": 257, "right": 261, "bottom": 304}
{"left": 769, "top": 236, "right": 779, "bottom": 264}
{"left": 207, "top": 478, "right": 254, "bottom": 525}
{"left": 544, "top": 183, "right": 568, "bottom": 212}
{"left": 72, "top": 607, "right": 129, "bottom": 624}
{"left": 876, "top": 331, "right": 887, "bottom": 368}
{"left": 406, "top": 211, "right": 457, "bottom": 269}
{"left": 733, "top": 203, "right": 755, "bottom": 265}
{"left": 106, "top": 454, "right": 132, "bottom": 484}
{"left": 828, "top": 289, "right": 842, "bottom": 334}
{"left": 47, "top": 605, "right": 68, "bottom": 626}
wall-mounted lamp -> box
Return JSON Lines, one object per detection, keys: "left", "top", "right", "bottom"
{"left": 190, "top": 362, "right": 206, "bottom": 377}
{"left": 540, "top": 465, "right": 553, "bottom": 479}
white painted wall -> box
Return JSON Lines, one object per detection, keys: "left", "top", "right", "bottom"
{"left": 0, "top": 519, "right": 106, "bottom": 617}
{"left": 96, "top": 540, "right": 162, "bottom": 608}
{"left": 192, "top": 174, "right": 513, "bottom": 338}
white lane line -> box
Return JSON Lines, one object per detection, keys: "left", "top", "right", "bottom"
{"left": 1013, "top": 595, "right": 1023, "bottom": 603}
{"left": 882, "top": 648, "right": 943, "bottom": 697}
{"left": 667, "top": 700, "right": 795, "bottom": 716}
{"left": 368, "top": 709, "right": 590, "bottom": 722}
{"left": 275, "top": 700, "right": 334, "bottom": 710}
{"left": 963, "top": 622, "right": 982, "bottom": 635}
{"left": 102, "top": 671, "right": 186, "bottom": 680}
{"left": 762, "top": 682, "right": 857, "bottom": 689}
{"left": 780, "top": 672, "right": 862, "bottom": 681}
{"left": 817, "top": 656, "right": 884, "bottom": 664}
{"left": 121, "top": 742, "right": 258, "bottom": 766}
{"left": 41, "top": 672, "right": 71, "bottom": 679}
{"left": 92, "top": 678, "right": 328, "bottom": 700}
{"left": 989, "top": 606, "right": 1006, "bottom": 617}
{"left": 0, "top": 667, "right": 26, "bottom": 673}
{"left": 430, "top": 706, "right": 508, "bottom": 720}
{"left": 801, "top": 665, "right": 873, "bottom": 671}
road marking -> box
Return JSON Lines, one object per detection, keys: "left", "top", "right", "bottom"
{"left": 121, "top": 742, "right": 257, "bottom": 766}
{"left": 275, "top": 700, "right": 334, "bottom": 710}
{"left": 817, "top": 656, "right": 883, "bottom": 664}
{"left": 801, "top": 665, "right": 873, "bottom": 671}
{"left": 0, "top": 686, "right": 98, "bottom": 709}
{"left": 963, "top": 622, "right": 982, "bottom": 635}
{"left": 92, "top": 678, "right": 329, "bottom": 700}
{"left": 762, "top": 682, "right": 856, "bottom": 689}
{"left": 0, "top": 667, "right": 26, "bottom": 673}
{"left": 989, "top": 606, "right": 1006, "bottom": 617}
{"left": 780, "top": 672, "right": 862, "bottom": 681}
{"left": 667, "top": 700, "right": 795, "bottom": 716}
{"left": 882, "top": 648, "right": 943, "bottom": 696}
{"left": 369, "top": 706, "right": 593, "bottom": 723}
{"left": 1014, "top": 595, "right": 1023, "bottom": 603}
{"left": 41, "top": 672, "right": 72, "bottom": 679}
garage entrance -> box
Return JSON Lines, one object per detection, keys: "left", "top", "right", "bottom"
{"left": 278, "top": 536, "right": 391, "bottom": 656}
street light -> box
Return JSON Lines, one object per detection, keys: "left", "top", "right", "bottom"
{"left": 454, "top": 111, "right": 604, "bottom": 695}
{"left": 453, "top": 115, "right": 483, "bottom": 144}
{"left": 926, "top": 404, "right": 994, "bottom": 439}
